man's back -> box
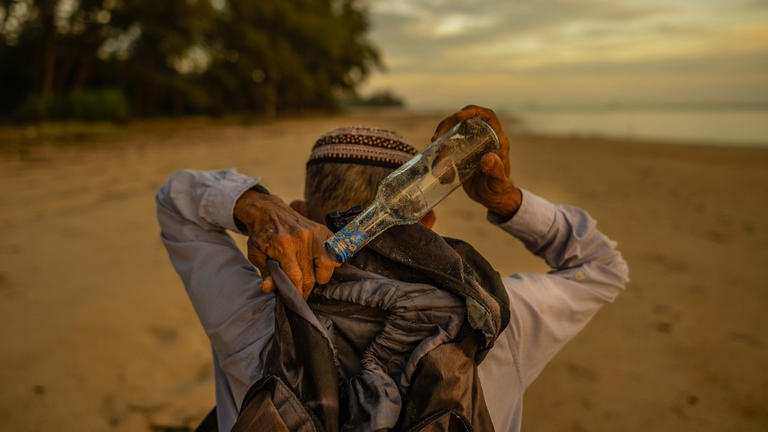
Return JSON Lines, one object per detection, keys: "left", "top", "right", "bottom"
{"left": 155, "top": 169, "right": 628, "bottom": 431}
{"left": 156, "top": 104, "right": 628, "bottom": 431}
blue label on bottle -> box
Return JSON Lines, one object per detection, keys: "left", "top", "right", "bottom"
{"left": 325, "top": 224, "right": 369, "bottom": 263}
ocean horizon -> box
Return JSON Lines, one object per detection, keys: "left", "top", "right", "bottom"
{"left": 407, "top": 103, "right": 768, "bottom": 147}
{"left": 510, "top": 105, "right": 768, "bottom": 147}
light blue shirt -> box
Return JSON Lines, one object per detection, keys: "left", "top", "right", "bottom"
{"left": 156, "top": 169, "right": 629, "bottom": 431}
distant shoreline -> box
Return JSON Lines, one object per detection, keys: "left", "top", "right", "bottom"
{"left": 1, "top": 109, "right": 766, "bottom": 152}
{"left": 510, "top": 108, "right": 768, "bottom": 148}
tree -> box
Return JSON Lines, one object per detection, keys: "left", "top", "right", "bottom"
{"left": 0, "top": 0, "right": 381, "bottom": 119}
{"left": 201, "top": 0, "right": 380, "bottom": 114}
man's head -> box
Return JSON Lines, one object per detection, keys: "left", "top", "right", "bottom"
{"left": 292, "top": 126, "right": 435, "bottom": 228}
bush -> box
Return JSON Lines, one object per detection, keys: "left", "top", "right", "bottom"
{"left": 14, "top": 89, "right": 129, "bottom": 122}
{"left": 342, "top": 90, "right": 405, "bottom": 108}
{"left": 13, "top": 95, "right": 51, "bottom": 122}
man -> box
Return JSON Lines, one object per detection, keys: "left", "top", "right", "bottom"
{"left": 156, "top": 105, "right": 629, "bottom": 431}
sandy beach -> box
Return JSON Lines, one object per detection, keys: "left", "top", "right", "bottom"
{"left": 0, "top": 110, "right": 766, "bottom": 431}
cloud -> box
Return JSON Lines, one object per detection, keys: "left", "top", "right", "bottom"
{"left": 746, "top": 0, "right": 768, "bottom": 9}
{"left": 363, "top": 52, "right": 768, "bottom": 109}
{"left": 367, "top": 0, "right": 684, "bottom": 72}
{"left": 362, "top": 0, "right": 768, "bottom": 107}
{"left": 370, "top": 0, "right": 674, "bottom": 44}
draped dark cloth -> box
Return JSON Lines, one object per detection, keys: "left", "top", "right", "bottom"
{"left": 230, "top": 210, "right": 509, "bottom": 432}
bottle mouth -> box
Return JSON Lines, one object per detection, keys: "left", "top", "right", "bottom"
{"left": 324, "top": 226, "right": 370, "bottom": 263}
{"left": 471, "top": 117, "right": 500, "bottom": 150}
{"left": 324, "top": 239, "right": 347, "bottom": 263}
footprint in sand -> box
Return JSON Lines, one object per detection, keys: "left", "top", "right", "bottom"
{"left": 146, "top": 324, "right": 180, "bottom": 344}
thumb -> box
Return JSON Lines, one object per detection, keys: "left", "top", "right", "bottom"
{"left": 480, "top": 153, "right": 511, "bottom": 193}
{"left": 481, "top": 153, "right": 506, "bottom": 178}
{"left": 248, "top": 248, "right": 274, "bottom": 293}
{"left": 261, "top": 276, "right": 275, "bottom": 293}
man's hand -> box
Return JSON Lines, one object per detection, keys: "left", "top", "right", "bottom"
{"left": 234, "top": 189, "right": 339, "bottom": 299}
{"left": 431, "top": 105, "right": 523, "bottom": 219}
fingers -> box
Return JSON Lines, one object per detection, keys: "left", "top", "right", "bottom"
{"left": 247, "top": 243, "right": 273, "bottom": 292}
{"left": 314, "top": 257, "right": 337, "bottom": 286}
{"left": 431, "top": 114, "right": 460, "bottom": 141}
{"left": 313, "top": 234, "right": 339, "bottom": 286}
{"left": 242, "top": 195, "right": 340, "bottom": 299}
{"left": 251, "top": 230, "right": 338, "bottom": 299}
{"left": 458, "top": 105, "right": 503, "bottom": 133}
{"left": 281, "top": 254, "right": 305, "bottom": 297}
{"left": 431, "top": 105, "right": 494, "bottom": 141}
{"left": 432, "top": 105, "right": 504, "bottom": 139}
{"left": 261, "top": 276, "right": 275, "bottom": 293}
{"left": 295, "top": 231, "right": 316, "bottom": 298}
{"left": 434, "top": 105, "right": 510, "bottom": 176}
{"left": 480, "top": 153, "right": 511, "bottom": 193}
{"left": 262, "top": 234, "right": 306, "bottom": 296}
{"left": 249, "top": 234, "right": 304, "bottom": 295}
{"left": 480, "top": 152, "right": 505, "bottom": 178}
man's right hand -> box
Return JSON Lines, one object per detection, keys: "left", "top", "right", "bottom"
{"left": 432, "top": 105, "right": 522, "bottom": 220}
{"left": 234, "top": 189, "right": 339, "bottom": 299}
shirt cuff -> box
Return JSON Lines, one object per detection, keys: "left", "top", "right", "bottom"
{"left": 200, "top": 169, "right": 262, "bottom": 232}
{"left": 487, "top": 188, "right": 556, "bottom": 246}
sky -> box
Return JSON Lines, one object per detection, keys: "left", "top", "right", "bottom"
{"left": 360, "top": 0, "right": 768, "bottom": 110}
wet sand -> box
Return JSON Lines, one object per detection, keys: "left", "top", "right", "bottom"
{"left": 0, "top": 110, "right": 766, "bottom": 431}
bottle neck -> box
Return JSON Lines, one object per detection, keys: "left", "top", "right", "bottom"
{"left": 357, "top": 200, "right": 392, "bottom": 235}
{"left": 324, "top": 201, "right": 393, "bottom": 263}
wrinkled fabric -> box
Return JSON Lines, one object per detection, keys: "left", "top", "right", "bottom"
{"left": 310, "top": 265, "right": 466, "bottom": 431}
{"left": 232, "top": 260, "right": 481, "bottom": 432}
{"left": 231, "top": 214, "right": 506, "bottom": 431}
{"left": 325, "top": 210, "right": 509, "bottom": 361}
{"left": 248, "top": 262, "right": 340, "bottom": 432}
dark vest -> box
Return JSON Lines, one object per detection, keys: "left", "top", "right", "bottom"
{"left": 226, "top": 213, "right": 510, "bottom": 432}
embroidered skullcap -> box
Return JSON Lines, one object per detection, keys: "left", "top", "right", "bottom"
{"left": 308, "top": 126, "right": 417, "bottom": 169}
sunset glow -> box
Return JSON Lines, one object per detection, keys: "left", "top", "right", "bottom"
{"left": 363, "top": 0, "right": 768, "bottom": 109}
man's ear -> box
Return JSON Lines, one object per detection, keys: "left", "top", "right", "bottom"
{"left": 289, "top": 200, "right": 310, "bottom": 218}
{"left": 419, "top": 210, "right": 436, "bottom": 229}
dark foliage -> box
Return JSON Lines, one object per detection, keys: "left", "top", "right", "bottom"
{"left": 0, "top": 0, "right": 381, "bottom": 120}
{"left": 342, "top": 89, "right": 405, "bottom": 108}
{"left": 15, "top": 88, "right": 128, "bottom": 121}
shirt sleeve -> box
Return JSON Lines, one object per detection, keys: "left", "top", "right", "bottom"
{"left": 489, "top": 189, "right": 630, "bottom": 389}
{"left": 155, "top": 168, "right": 275, "bottom": 406}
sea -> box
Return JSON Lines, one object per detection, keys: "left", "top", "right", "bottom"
{"left": 510, "top": 106, "right": 768, "bottom": 147}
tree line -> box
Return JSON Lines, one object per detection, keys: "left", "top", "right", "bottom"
{"left": 0, "top": 0, "right": 383, "bottom": 120}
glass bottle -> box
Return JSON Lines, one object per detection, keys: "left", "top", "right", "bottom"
{"left": 324, "top": 116, "right": 500, "bottom": 263}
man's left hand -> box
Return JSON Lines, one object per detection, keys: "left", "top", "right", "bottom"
{"left": 234, "top": 189, "right": 339, "bottom": 299}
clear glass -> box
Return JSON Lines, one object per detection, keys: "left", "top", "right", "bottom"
{"left": 325, "top": 117, "right": 500, "bottom": 262}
